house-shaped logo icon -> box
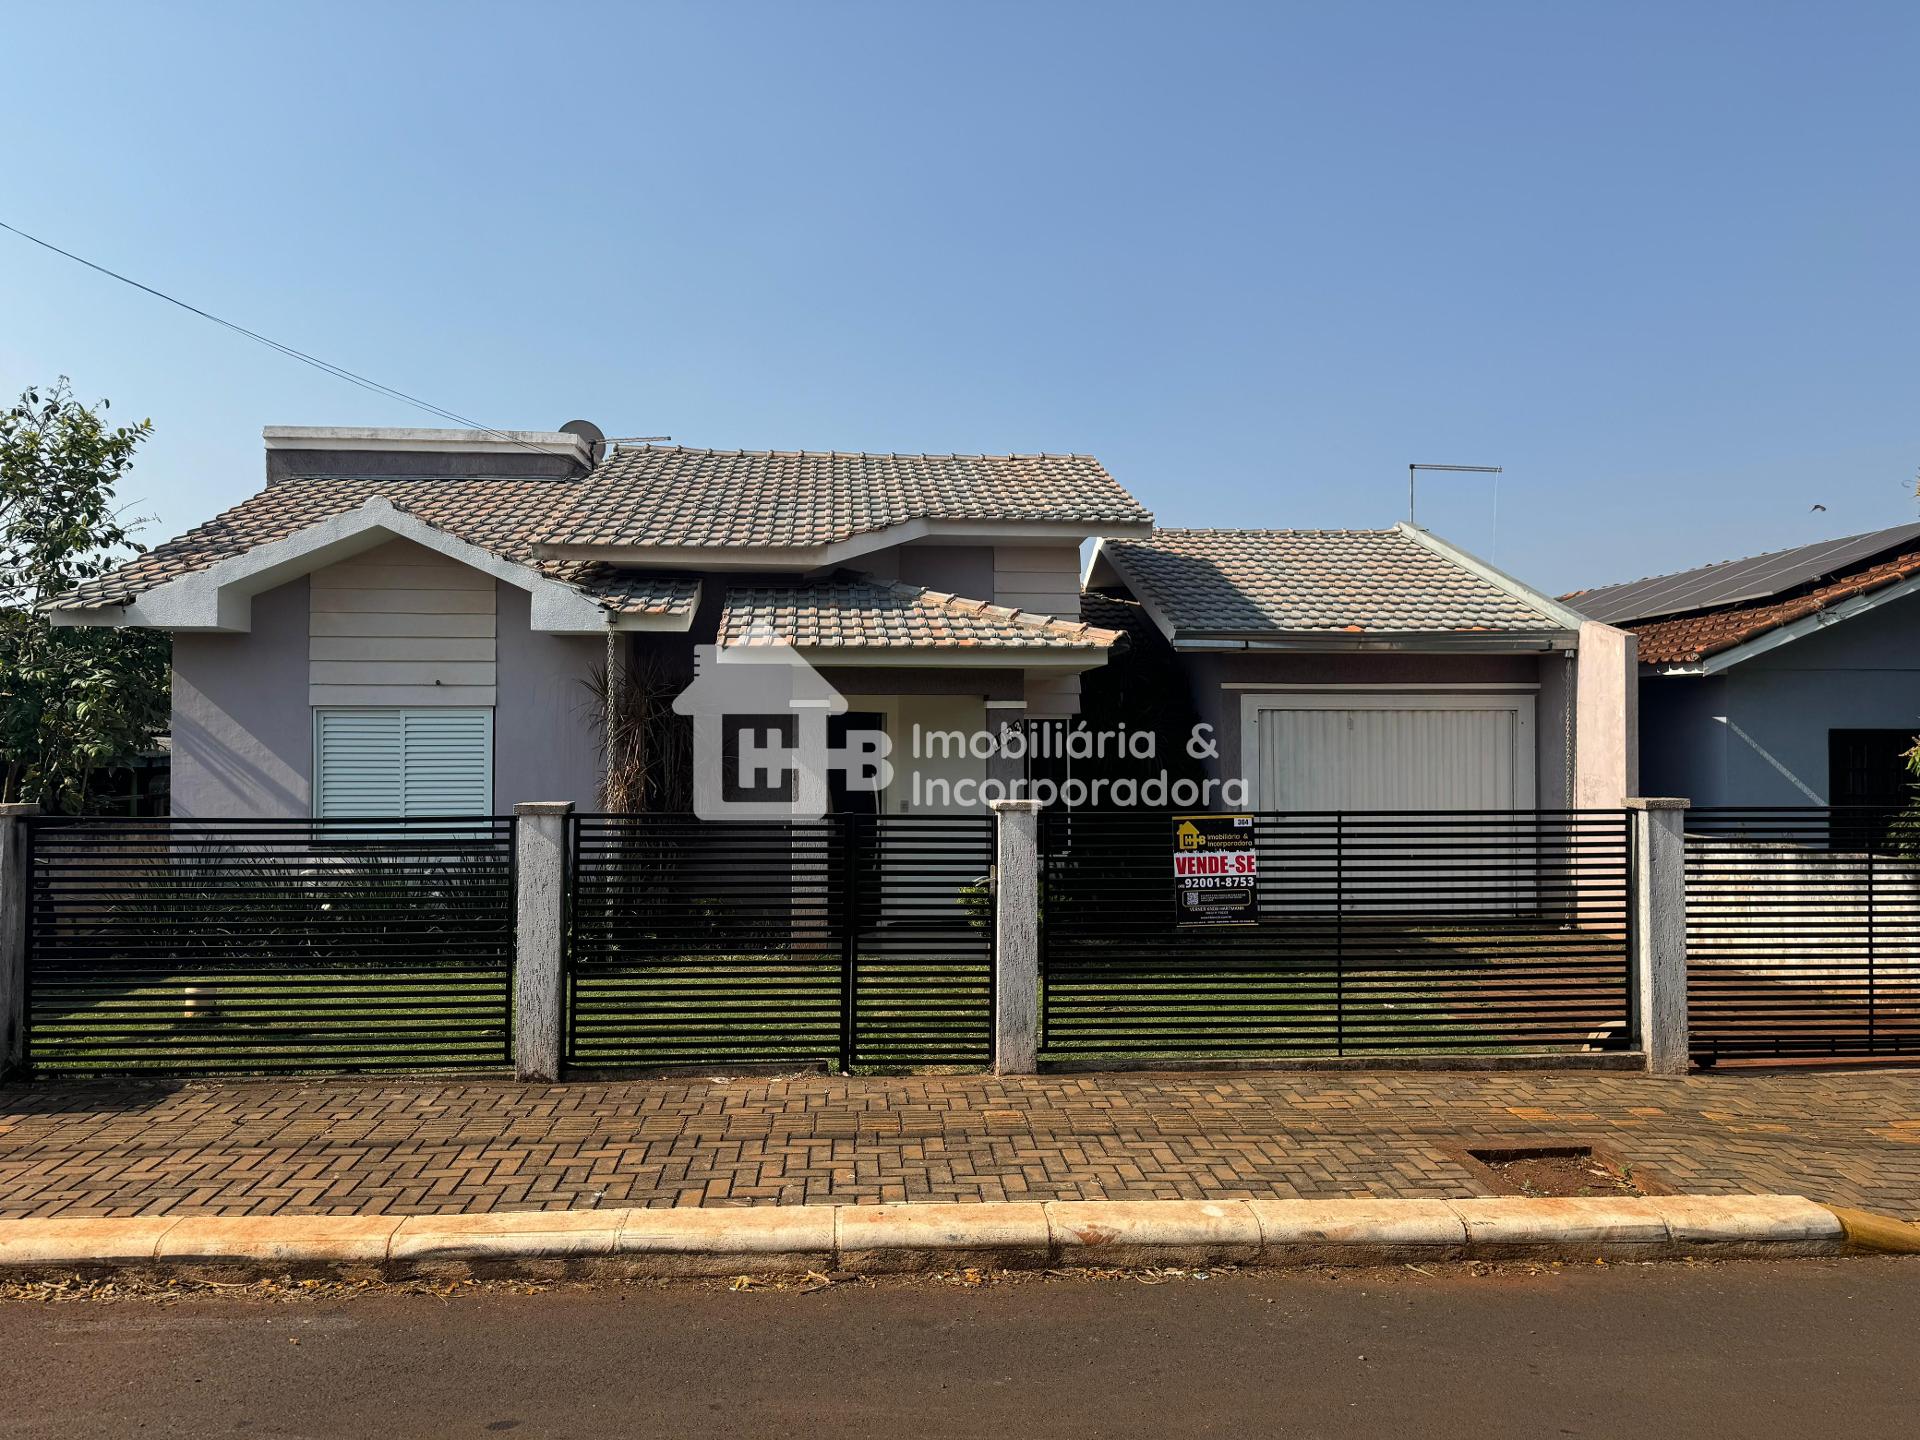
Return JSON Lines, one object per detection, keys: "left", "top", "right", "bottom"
{"left": 673, "top": 627, "right": 850, "bottom": 821}
{"left": 1176, "top": 820, "right": 1204, "bottom": 850}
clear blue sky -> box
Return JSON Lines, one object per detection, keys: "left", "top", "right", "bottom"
{"left": 3, "top": 1, "right": 1915, "bottom": 592}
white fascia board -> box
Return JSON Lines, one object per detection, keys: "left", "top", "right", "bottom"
{"left": 531, "top": 517, "right": 1153, "bottom": 571}
{"left": 45, "top": 498, "right": 669, "bottom": 636}
{"left": 789, "top": 646, "right": 1112, "bottom": 672}
{"left": 264, "top": 426, "right": 590, "bottom": 464}
{"left": 1394, "top": 522, "right": 1591, "bottom": 632}
{"left": 1674, "top": 571, "right": 1920, "bottom": 676}
{"left": 1082, "top": 540, "right": 1181, "bottom": 644}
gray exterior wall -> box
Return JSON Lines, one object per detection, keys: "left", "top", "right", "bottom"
{"left": 1639, "top": 594, "right": 1920, "bottom": 806}
{"left": 168, "top": 573, "right": 603, "bottom": 817}
{"left": 266, "top": 448, "right": 578, "bottom": 481}
{"left": 171, "top": 577, "right": 313, "bottom": 818}
{"left": 891, "top": 544, "right": 998, "bottom": 598}
{"left": 815, "top": 665, "right": 1024, "bottom": 701}
{"left": 492, "top": 583, "right": 603, "bottom": 811}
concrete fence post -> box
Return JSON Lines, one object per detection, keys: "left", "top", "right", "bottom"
{"left": 989, "top": 799, "right": 1043, "bottom": 1076}
{"left": 513, "top": 801, "right": 573, "bottom": 1083}
{"left": 0, "top": 804, "right": 39, "bottom": 1077}
{"left": 1627, "top": 797, "right": 1690, "bottom": 1075}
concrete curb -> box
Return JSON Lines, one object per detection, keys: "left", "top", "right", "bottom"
{"left": 0, "top": 1195, "right": 1881, "bottom": 1280}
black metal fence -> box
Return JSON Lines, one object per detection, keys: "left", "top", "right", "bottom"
{"left": 567, "top": 813, "right": 995, "bottom": 1070}
{"left": 21, "top": 816, "right": 515, "bottom": 1074}
{"left": 1686, "top": 807, "right": 1920, "bottom": 1061}
{"left": 1039, "top": 810, "right": 1635, "bottom": 1061}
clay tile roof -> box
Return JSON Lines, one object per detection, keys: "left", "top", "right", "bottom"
{"left": 718, "top": 576, "right": 1124, "bottom": 651}
{"left": 1624, "top": 546, "right": 1920, "bottom": 665}
{"left": 52, "top": 446, "right": 1147, "bottom": 614}
{"left": 536, "top": 446, "right": 1151, "bottom": 549}
{"left": 1100, "top": 528, "right": 1570, "bottom": 636}
{"left": 48, "top": 476, "right": 700, "bottom": 618}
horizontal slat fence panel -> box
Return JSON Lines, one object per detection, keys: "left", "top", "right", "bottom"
{"left": 1686, "top": 807, "right": 1920, "bottom": 1060}
{"left": 567, "top": 814, "right": 993, "bottom": 1071}
{"left": 23, "top": 817, "right": 514, "bottom": 1074}
{"left": 1039, "top": 810, "right": 1633, "bottom": 1061}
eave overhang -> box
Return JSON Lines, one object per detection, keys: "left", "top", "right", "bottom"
{"left": 43, "top": 497, "right": 698, "bottom": 635}
{"left": 533, "top": 517, "right": 1153, "bottom": 572}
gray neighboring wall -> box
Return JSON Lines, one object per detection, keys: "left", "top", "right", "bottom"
{"left": 1641, "top": 593, "right": 1920, "bottom": 806}
{"left": 171, "top": 577, "right": 313, "bottom": 818}
{"left": 492, "top": 583, "right": 604, "bottom": 811}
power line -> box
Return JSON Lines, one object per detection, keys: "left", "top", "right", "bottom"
{"left": 0, "top": 218, "right": 564, "bottom": 459}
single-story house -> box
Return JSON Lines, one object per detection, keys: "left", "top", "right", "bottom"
{"left": 1085, "top": 525, "right": 1636, "bottom": 812}
{"left": 1567, "top": 520, "right": 1920, "bottom": 811}
{"left": 49, "top": 423, "right": 1638, "bottom": 818}
{"left": 49, "top": 425, "right": 1149, "bottom": 817}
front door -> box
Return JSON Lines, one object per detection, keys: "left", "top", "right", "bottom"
{"left": 829, "top": 711, "right": 888, "bottom": 935}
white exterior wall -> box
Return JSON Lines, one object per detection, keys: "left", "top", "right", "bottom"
{"left": 308, "top": 538, "right": 497, "bottom": 707}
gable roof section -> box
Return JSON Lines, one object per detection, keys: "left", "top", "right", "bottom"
{"left": 1094, "top": 524, "right": 1580, "bottom": 647}
{"left": 532, "top": 447, "right": 1152, "bottom": 557}
{"left": 48, "top": 477, "right": 700, "bottom": 624}
{"left": 718, "top": 576, "right": 1123, "bottom": 657}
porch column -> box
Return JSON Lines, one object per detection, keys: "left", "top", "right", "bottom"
{"left": 990, "top": 798, "right": 1042, "bottom": 1075}
{"left": 1627, "top": 797, "right": 1689, "bottom": 1075}
{"left": 514, "top": 801, "right": 573, "bottom": 1082}
{"left": 0, "top": 804, "right": 38, "bottom": 1077}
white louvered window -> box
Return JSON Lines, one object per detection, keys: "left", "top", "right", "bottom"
{"left": 313, "top": 709, "right": 494, "bottom": 817}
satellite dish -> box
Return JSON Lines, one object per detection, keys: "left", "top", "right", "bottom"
{"left": 559, "top": 419, "right": 606, "bottom": 466}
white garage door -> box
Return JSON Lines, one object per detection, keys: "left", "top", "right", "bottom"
{"left": 1247, "top": 694, "right": 1535, "bottom": 811}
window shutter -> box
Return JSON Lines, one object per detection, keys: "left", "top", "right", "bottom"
{"left": 314, "top": 708, "right": 493, "bottom": 817}
{"left": 399, "top": 709, "right": 494, "bottom": 816}
{"left": 315, "top": 710, "right": 405, "bottom": 816}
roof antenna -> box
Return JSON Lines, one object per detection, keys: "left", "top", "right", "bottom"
{"left": 1407, "top": 463, "right": 1503, "bottom": 540}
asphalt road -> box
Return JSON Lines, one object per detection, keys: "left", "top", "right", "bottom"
{"left": 2, "top": 1259, "right": 1916, "bottom": 1439}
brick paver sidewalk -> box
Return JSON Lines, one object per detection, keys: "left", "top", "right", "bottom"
{"left": 2, "top": 1067, "right": 1917, "bottom": 1222}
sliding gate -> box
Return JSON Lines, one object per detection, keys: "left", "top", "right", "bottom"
{"left": 1039, "top": 809, "right": 1634, "bottom": 1061}
{"left": 1687, "top": 808, "right": 1920, "bottom": 1061}
{"left": 566, "top": 813, "right": 994, "bottom": 1070}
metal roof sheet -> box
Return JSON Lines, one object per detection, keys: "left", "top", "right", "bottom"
{"left": 1568, "top": 520, "right": 1920, "bottom": 625}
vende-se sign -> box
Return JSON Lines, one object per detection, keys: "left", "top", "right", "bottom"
{"left": 1172, "top": 813, "right": 1257, "bottom": 927}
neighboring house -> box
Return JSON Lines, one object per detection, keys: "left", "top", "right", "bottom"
{"left": 1084, "top": 524, "right": 1635, "bottom": 811}
{"left": 1567, "top": 521, "right": 1920, "bottom": 811}
{"left": 48, "top": 426, "right": 1149, "bottom": 817}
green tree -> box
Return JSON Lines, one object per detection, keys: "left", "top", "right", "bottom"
{"left": 0, "top": 379, "right": 167, "bottom": 810}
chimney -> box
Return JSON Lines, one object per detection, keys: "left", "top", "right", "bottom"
{"left": 263, "top": 425, "right": 596, "bottom": 482}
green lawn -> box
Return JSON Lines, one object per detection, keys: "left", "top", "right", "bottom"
{"left": 21, "top": 925, "right": 1630, "bottom": 1076}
